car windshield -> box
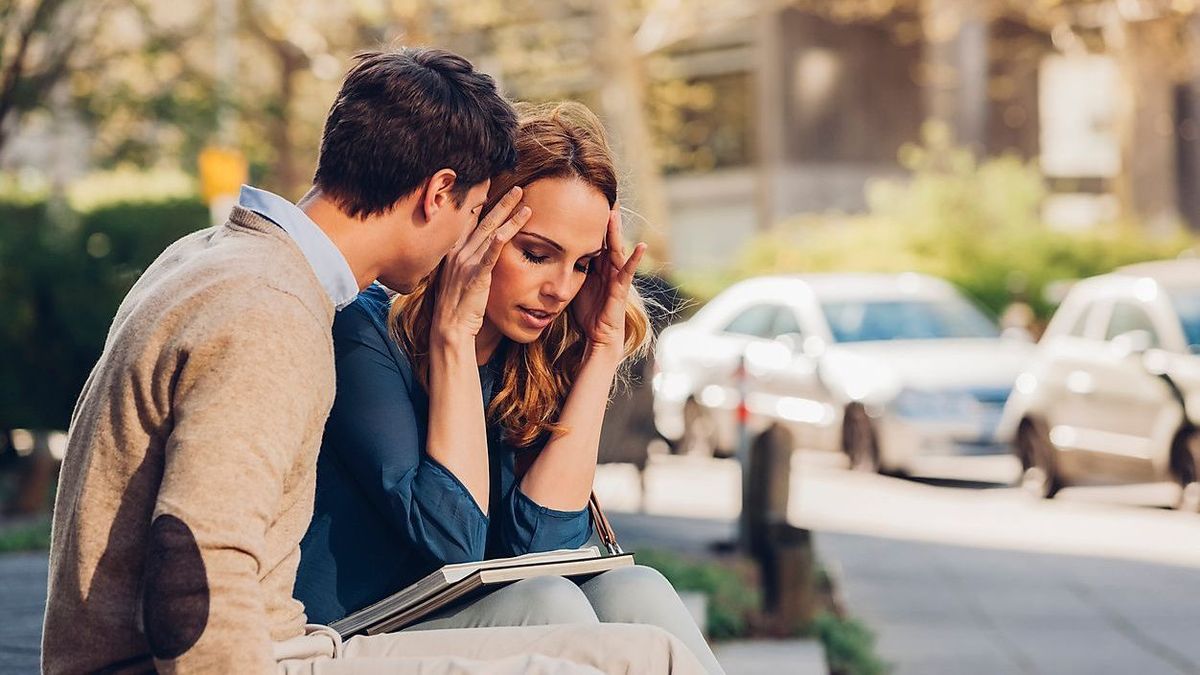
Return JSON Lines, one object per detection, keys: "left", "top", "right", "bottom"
{"left": 821, "top": 297, "right": 999, "bottom": 343}
{"left": 1168, "top": 289, "right": 1200, "bottom": 353}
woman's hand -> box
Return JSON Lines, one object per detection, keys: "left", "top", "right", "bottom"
{"left": 571, "top": 203, "right": 646, "bottom": 360}
{"left": 432, "top": 187, "right": 531, "bottom": 347}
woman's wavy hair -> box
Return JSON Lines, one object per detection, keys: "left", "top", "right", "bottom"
{"left": 388, "top": 101, "right": 653, "bottom": 448}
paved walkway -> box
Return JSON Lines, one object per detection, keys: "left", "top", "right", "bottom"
{"left": 0, "top": 553, "right": 46, "bottom": 673}
{"left": 598, "top": 453, "right": 1200, "bottom": 675}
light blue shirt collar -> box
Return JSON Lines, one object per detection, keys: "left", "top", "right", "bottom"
{"left": 237, "top": 185, "right": 359, "bottom": 311}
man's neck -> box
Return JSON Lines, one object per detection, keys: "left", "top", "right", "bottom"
{"left": 298, "top": 187, "right": 378, "bottom": 292}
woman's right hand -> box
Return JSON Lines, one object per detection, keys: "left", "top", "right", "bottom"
{"left": 431, "top": 186, "right": 531, "bottom": 346}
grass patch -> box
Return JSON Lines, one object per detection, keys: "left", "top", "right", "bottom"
{"left": 635, "top": 548, "right": 759, "bottom": 640}
{"left": 0, "top": 517, "right": 51, "bottom": 553}
{"left": 809, "top": 612, "right": 889, "bottom": 675}
{"left": 637, "top": 548, "right": 889, "bottom": 674}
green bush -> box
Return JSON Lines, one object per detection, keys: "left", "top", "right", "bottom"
{"left": 0, "top": 195, "right": 209, "bottom": 430}
{"left": 704, "top": 123, "right": 1196, "bottom": 320}
{"left": 635, "top": 549, "right": 760, "bottom": 640}
{"left": 810, "top": 612, "right": 888, "bottom": 675}
{"left": 0, "top": 517, "right": 52, "bottom": 553}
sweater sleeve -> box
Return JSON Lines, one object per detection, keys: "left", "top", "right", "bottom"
{"left": 147, "top": 296, "right": 329, "bottom": 674}
{"left": 321, "top": 300, "right": 489, "bottom": 568}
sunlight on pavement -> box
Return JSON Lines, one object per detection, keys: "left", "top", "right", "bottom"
{"left": 597, "top": 451, "right": 1200, "bottom": 570}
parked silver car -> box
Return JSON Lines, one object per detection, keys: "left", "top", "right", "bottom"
{"left": 653, "top": 273, "right": 1033, "bottom": 474}
{"left": 998, "top": 259, "right": 1200, "bottom": 509}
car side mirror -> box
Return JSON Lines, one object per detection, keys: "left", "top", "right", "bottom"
{"left": 775, "top": 333, "right": 803, "bottom": 355}
{"left": 775, "top": 333, "right": 826, "bottom": 358}
{"left": 1111, "top": 329, "right": 1153, "bottom": 358}
{"left": 1001, "top": 326, "right": 1035, "bottom": 343}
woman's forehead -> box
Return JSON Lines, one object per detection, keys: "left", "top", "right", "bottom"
{"left": 519, "top": 177, "right": 608, "bottom": 252}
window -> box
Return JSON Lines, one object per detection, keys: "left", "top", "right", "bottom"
{"left": 722, "top": 305, "right": 779, "bottom": 338}
{"left": 820, "top": 297, "right": 999, "bottom": 343}
{"left": 1067, "top": 302, "right": 1094, "bottom": 338}
{"left": 772, "top": 309, "right": 804, "bottom": 338}
{"left": 1169, "top": 289, "right": 1200, "bottom": 353}
{"left": 1105, "top": 301, "right": 1160, "bottom": 347}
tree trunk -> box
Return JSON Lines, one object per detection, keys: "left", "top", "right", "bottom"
{"left": 922, "top": 0, "right": 989, "bottom": 152}
{"left": 594, "top": 1, "right": 671, "bottom": 266}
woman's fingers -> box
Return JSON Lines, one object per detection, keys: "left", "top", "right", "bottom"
{"left": 606, "top": 205, "right": 626, "bottom": 266}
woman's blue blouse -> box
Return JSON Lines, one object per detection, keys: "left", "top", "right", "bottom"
{"left": 295, "top": 284, "right": 591, "bottom": 624}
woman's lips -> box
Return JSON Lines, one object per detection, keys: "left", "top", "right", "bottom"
{"left": 517, "top": 306, "right": 554, "bottom": 330}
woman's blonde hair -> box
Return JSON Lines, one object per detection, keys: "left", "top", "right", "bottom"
{"left": 388, "top": 101, "right": 653, "bottom": 448}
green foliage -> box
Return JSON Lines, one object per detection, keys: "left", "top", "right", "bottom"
{"left": 809, "top": 612, "right": 889, "bottom": 675}
{"left": 635, "top": 549, "right": 759, "bottom": 640}
{"left": 0, "top": 193, "right": 209, "bottom": 430}
{"left": 721, "top": 123, "right": 1195, "bottom": 320}
{"left": 0, "top": 517, "right": 52, "bottom": 554}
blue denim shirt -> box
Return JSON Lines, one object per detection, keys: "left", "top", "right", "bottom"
{"left": 295, "top": 285, "right": 592, "bottom": 624}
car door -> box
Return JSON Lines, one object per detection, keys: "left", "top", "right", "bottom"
{"left": 1078, "top": 297, "right": 1175, "bottom": 480}
{"left": 693, "top": 302, "right": 782, "bottom": 446}
{"left": 744, "top": 305, "right": 833, "bottom": 451}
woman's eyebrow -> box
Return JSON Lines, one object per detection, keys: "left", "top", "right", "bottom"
{"left": 518, "top": 231, "right": 563, "bottom": 252}
{"left": 519, "top": 231, "right": 604, "bottom": 257}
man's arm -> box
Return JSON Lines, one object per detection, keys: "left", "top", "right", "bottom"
{"left": 147, "top": 296, "right": 328, "bottom": 673}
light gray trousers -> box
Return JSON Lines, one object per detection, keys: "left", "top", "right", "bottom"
{"left": 401, "top": 565, "right": 726, "bottom": 675}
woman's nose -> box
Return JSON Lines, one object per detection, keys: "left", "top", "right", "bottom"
{"left": 541, "top": 266, "right": 574, "bottom": 302}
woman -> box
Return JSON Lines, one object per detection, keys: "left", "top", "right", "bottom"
{"left": 296, "top": 102, "right": 723, "bottom": 674}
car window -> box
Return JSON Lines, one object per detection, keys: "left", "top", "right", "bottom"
{"left": 771, "top": 308, "right": 804, "bottom": 338}
{"left": 1067, "top": 302, "right": 1094, "bottom": 338}
{"left": 722, "top": 304, "right": 779, "bottom": 338}
{"left": 1105, "top": 301, "right": 1160, "bottom": 346}
{"left": 1168, "top": 289, "right": 1200, "bottom": 353}
{"left": 820, "top": 297, "right": 999, "bottom": 343}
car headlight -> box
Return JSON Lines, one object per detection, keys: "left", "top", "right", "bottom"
{"left": 891, "top": 388, "right": 980, "bottom": 420}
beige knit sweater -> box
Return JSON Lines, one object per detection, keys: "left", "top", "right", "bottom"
{"left": 42, "top": 206, "right": 337, "bottom": 674}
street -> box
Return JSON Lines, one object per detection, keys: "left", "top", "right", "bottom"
{"left": 596, "top": 450, "right": 1200, "bottom": 675}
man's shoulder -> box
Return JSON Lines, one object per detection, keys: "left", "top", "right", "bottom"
{"left": 138, "top": 221, "right": 333, "bottom": 328}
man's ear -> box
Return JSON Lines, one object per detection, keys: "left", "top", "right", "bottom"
{"left": 420, "top": 169, "right": 458, "bottom": 222}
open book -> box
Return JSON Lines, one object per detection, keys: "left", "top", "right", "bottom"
{"left": 329, "top": 546, "right": 635, "bottom": 638}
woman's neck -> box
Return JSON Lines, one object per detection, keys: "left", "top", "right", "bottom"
{"left": 475, "top": 319, "right": 503, "bottom": 366}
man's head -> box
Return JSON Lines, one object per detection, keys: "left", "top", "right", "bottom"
{"left": 313, "top": 48, "right": 518, "bottom": 292}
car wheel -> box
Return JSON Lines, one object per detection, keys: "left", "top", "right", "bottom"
{"left": 1170, "top": 429, "right": 1200, "bottom": 513}
{"left": 680, "top": 398, "right": 718, "bottom": 458}
{"left": 1016, "top": 419, "right": 1062, "bottom": 499}
{"left": 842, "top": 404, "right": 880, "bottom": 473}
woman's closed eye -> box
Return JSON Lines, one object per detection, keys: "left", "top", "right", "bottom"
{"left": 522, "top": 248, "right": 592, "bottom": 274}
{"left": 521, "top": 249, "right": 550, "bottom": 265}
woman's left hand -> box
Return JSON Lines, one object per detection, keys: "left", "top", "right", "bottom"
{"left": 571, "top": 203, "right": 646, "bottom": 359}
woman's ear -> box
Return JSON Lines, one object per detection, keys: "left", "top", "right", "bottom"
{"left": 420, "top": 169, "right": 458, "bottom": 222}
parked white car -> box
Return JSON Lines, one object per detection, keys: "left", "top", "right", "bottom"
{"left": 998, "top": 259, "right": 1200, "bottom": 509}
{"left": 653, "top": 273, "right": 1034, "bottom": 475}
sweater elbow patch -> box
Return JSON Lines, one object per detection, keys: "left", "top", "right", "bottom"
{"left": 144, "top": 514, "right": 210, "bottom": 660}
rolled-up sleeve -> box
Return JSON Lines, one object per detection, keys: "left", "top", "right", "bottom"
{"left": 323, "top": 300, "right": 488, "bottom": 567}
{"left": 495, "top": 483, "right": 592, "bottom": 557}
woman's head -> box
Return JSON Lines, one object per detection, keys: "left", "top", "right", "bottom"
{"left": 390, "top": 101, "right": 652, "bottom": 447}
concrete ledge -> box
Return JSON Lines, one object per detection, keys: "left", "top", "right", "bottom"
{"left": 715, "top": 639, "right": 828, "bottom": 675}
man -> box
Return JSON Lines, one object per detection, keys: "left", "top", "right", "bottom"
{"left": 42, "top": 48, "right": 705, "bottom": 675}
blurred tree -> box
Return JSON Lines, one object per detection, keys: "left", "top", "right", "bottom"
{"left": 0, "top": 0, "right": 108, "bottom": 157}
